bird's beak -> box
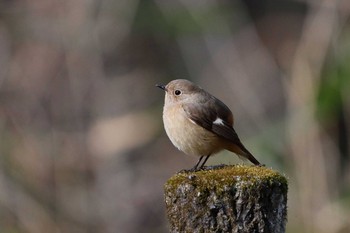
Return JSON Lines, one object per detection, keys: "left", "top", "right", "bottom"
{"left": 156, "top": 84, "right": 167, "bottom": 91}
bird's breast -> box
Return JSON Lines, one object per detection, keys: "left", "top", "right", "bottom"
{"left": 163, "top": 105, "right": 222, "bottom": 156}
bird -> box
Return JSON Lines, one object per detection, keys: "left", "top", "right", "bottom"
{"left": 156, "top": 79, "right": 261, "bottom": 170}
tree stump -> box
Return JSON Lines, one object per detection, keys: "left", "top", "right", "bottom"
{"left": 164, "top": 165, "right": 288, "bottom": 233}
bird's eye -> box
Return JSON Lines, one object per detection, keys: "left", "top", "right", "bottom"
{"left": 174, "top": 90, "right": 182, "bottom": 96}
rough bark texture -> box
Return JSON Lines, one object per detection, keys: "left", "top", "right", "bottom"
{"left": 164, "top": 165, "right": 288, "bottom": 233}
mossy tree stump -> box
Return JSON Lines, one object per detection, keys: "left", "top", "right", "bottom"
{"left": 164, "top": 165, "right": 288, "bottom": 233}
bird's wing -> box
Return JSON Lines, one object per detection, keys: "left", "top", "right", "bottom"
{"left": 182, "top": 97, "right": 241, "bottom": 144}
{"left": 182, "top": 97, "right": 261, "bottom": 165}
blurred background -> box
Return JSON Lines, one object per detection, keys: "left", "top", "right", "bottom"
{"left": 0, "top": 0, "right": 349, "bottom": 232}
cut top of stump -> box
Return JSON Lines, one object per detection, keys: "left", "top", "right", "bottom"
{"left": 165, "top": 165, "right": 288, "bottom": 195}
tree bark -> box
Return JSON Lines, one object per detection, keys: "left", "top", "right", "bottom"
{"left": 164, "top": 165, "right": 288, "bottom": 233}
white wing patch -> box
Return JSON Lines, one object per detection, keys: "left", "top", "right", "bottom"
{"left": 188, "top": 118, "right": 197, "bottom": 125}
{"left": 213, "top": 117, "right": 225, "bottom": 126}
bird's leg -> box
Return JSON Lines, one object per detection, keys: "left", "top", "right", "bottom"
{"left": 191, "top": 156, "right": 204, "bottom": 171}
{"left": 199, "top": 154, "right": 210, "bottom": 169}
{"left": 189, "top": 154, "right": 211, "bottom": 172}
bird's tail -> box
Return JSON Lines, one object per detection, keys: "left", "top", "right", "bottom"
{"left": 226, "top": 142, "right": 261, "bottom": 165}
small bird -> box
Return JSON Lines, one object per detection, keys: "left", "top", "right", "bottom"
{"left": 156, "top": 79, "right": 261, "bottom": 170}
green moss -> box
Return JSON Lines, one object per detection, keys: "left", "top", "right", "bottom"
{"left": 165, "top": 164, "right": 288, "bottom": 195}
